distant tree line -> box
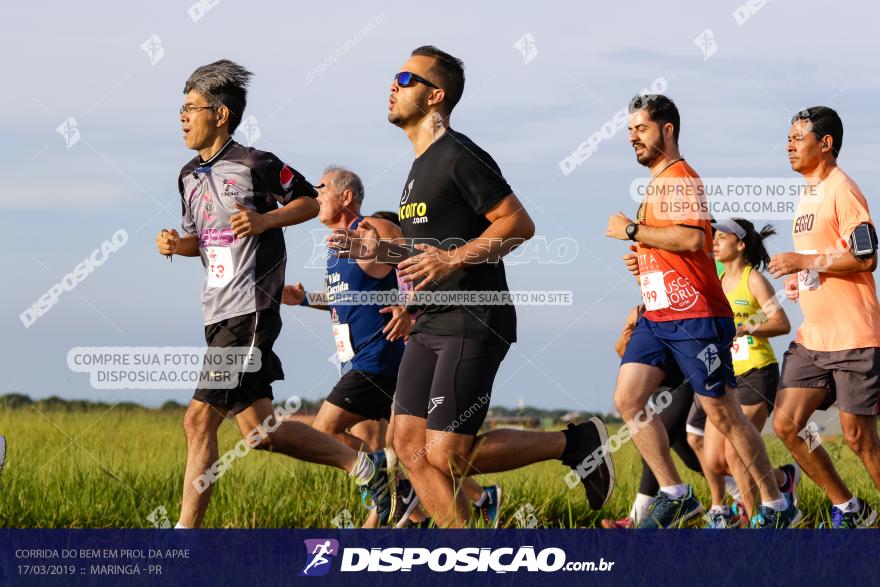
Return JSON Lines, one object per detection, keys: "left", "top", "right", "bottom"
{"left": 0, "top": 393, "right": 620, "bottom": 423}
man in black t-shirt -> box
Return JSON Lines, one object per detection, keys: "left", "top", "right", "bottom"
{"left": 331, "top": 46, "right": 615, "bottom": 527}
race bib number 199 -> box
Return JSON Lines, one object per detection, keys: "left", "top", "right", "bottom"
{"left": 640, "top": 271, "right": 670, "bottom": 311}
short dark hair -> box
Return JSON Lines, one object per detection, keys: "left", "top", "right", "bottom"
{"left": 629, "top": 94, "right": 681, "bottom": 143}
{"left": 411, "top": 45, "right": 465, "bottom": 115}
{"left": 184, "top": 59, "right": 253, "bottom": 133}
{"left": 371, "top": 210, "right": 401, "bottom": 227}
{"left": 791, "top": 106, "right": 843, "bottom": 157}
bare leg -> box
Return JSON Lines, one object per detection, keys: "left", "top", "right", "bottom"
{"left": 312, "top": 401, "right": 372, "bottom": 451}
{"left": 700, "top": 389, "right": 780, "bottom": 503}
{"left": 350, "top": 419, "right": 387, "bottom": 453}
{"left": 840, "top": 412, "right": 880, "bottom": 492}
{"left": 724, "top": 403, "right": 783, "bottom": 517}
{"left": 773, "top": 387, "right": 852, "bottom": 504}
{"left": 701, "top": 419, "right": 730, "bottom": 507}
{"left": 687, "top": 432, "right": 724, "bottom": 504}
{"left": 462, "top": 476, "right": 485, "bottom": 502}
{"left": 179, "top": 400, "right": 226, "bottom": 528}
{"left": 686, "top": 432, "right": 704, "bottom": 462}
{"left": 614, "top": 363, "right": 680, "bottom": 487}
{"left": 462, "top": 429, "right": 565, "bottom": 474}
{"left": 394, "top": 415, "right": 472, "bottom": 527}
{"left": 235, "top": 398, "right": 358, "bottom": 472}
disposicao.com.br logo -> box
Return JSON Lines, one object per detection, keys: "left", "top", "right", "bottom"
{"left": 301, "top": 539, "right": 340, "bottom": 576}
{"left": 300, "top": 541, "right": 615, "bottom": 575}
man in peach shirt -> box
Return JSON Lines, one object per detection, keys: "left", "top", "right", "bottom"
{"left": 769, "top": 106, "right": 880, "bottom": 528}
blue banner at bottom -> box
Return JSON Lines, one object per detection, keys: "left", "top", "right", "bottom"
{"left": 0, "top": 529, "right": 875, "bottom": 586}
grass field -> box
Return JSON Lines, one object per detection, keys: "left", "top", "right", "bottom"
{"left": 1, "top": 406, "right": 878, "bottom": 528}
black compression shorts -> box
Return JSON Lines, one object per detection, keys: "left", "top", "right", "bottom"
{"left": 394, "top": 332, "right": 508, "bottom": 435}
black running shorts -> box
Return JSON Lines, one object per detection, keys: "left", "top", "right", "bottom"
{"left": 192, "top": 309, "right": 284, "bottom": 415}
{"left": 736, "top": 363, "right": 779, "bottom": 410}
{"left": 325, "top": 370, "right": 396, "bottom": 421}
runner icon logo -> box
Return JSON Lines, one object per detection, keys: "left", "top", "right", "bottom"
{"left": 693, "top": 29, "right": 718, "bottom": 61}
{"left": 301, "top": 539, "right": 340, "bottom": 576}
{"left": 798, "top": 421, "right": 823, "bottom": 453}
{"left": 698, "top": 344, "right": 721, "bottom": 375}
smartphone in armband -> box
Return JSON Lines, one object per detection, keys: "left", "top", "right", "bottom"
{"left": 850, "top": 223, "right": 877, "bottom": 260}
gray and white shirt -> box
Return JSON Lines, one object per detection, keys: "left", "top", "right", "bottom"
{"left": 178, "top": 140, "right": 317, "bottom": 325}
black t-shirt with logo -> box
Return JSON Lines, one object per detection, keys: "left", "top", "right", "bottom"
{"left": 398, "top": 129, "right": 516, "bottom": 345}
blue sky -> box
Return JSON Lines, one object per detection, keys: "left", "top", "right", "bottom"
{"left": 2, "top": 1, "right": 878, "bottom": 413}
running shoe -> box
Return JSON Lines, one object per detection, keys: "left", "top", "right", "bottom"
{"left": 601, "top": 517, "right": 634, "bottom": 529}
{"left": 475, "top": 485, "right": 502, "bottom": 528}
{"left": 704, "top": 507, "right": 741, "bottom": 528}
{"left": 731, "top": 502, "right": 749, "bottom": 527}
{"left": 777, "top": 463, "right": 801, "bottom": 507}
{"left": 830, "top": 498, "right": 878, "bottom": 528}
{"left": 391, "top": 478, "right": 421, "bottom": 529}
{"left": 561, "top": 417, "right": 615, "bottom": 509}
{"left": 358, "top": 449, "right": 395, "bottom": 526}
{"left": 637, "top": 486, "right": 703, "bottom": 528}
{"left": 749, "top": 493, "right": 802, "bottom": 528}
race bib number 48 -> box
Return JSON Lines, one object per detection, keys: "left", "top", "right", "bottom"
{"left": 332, "top": 323, "right": 355, "bottom": 363}
{"left": 640, "top": 271, "right": 670, "bottom": 311}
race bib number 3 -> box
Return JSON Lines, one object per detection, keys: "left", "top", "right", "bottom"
{"left": 640, "top": 271, "right": 670, "bottom": 311}
{"left": 731, "top": 336, "right": 750, "bottom": 361}
{"left": 206, "top": 246, "right": 233, "bottom": 288}
{"left": 333, "top": 323, "right": 355, "bottom": 363}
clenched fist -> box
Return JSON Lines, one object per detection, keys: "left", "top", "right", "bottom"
{"left": 156, "top": 228, "right": 179, "bottom": 256}
{"left": 784, "top": 275, "right": 799, "bottom": 303}
{"left": 281, "top": 282, "right": 306, "bottom": 306}
{"left": 231, "top": 202, "right": 269, "bottom": 238}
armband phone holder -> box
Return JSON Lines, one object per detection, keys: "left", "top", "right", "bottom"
{"left": 850, "top": 223, "right": 877, "bottom": 260}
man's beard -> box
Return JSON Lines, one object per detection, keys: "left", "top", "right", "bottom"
{"left": 388, "top": 95, "right": 427, "bottom": 127}
{"left": 635, "top": 135, "right": 665, "bottom": 167}
{"left": 388, "top": 110, "right": 404, "bottom": 126}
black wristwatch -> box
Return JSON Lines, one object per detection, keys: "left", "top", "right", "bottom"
{"left": 626, "top": 223, "right": 639, "bottom": 241}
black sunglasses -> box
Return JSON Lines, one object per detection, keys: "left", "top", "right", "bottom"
{"left": 394, "top": 71, "right": 439, "bottom": 89}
